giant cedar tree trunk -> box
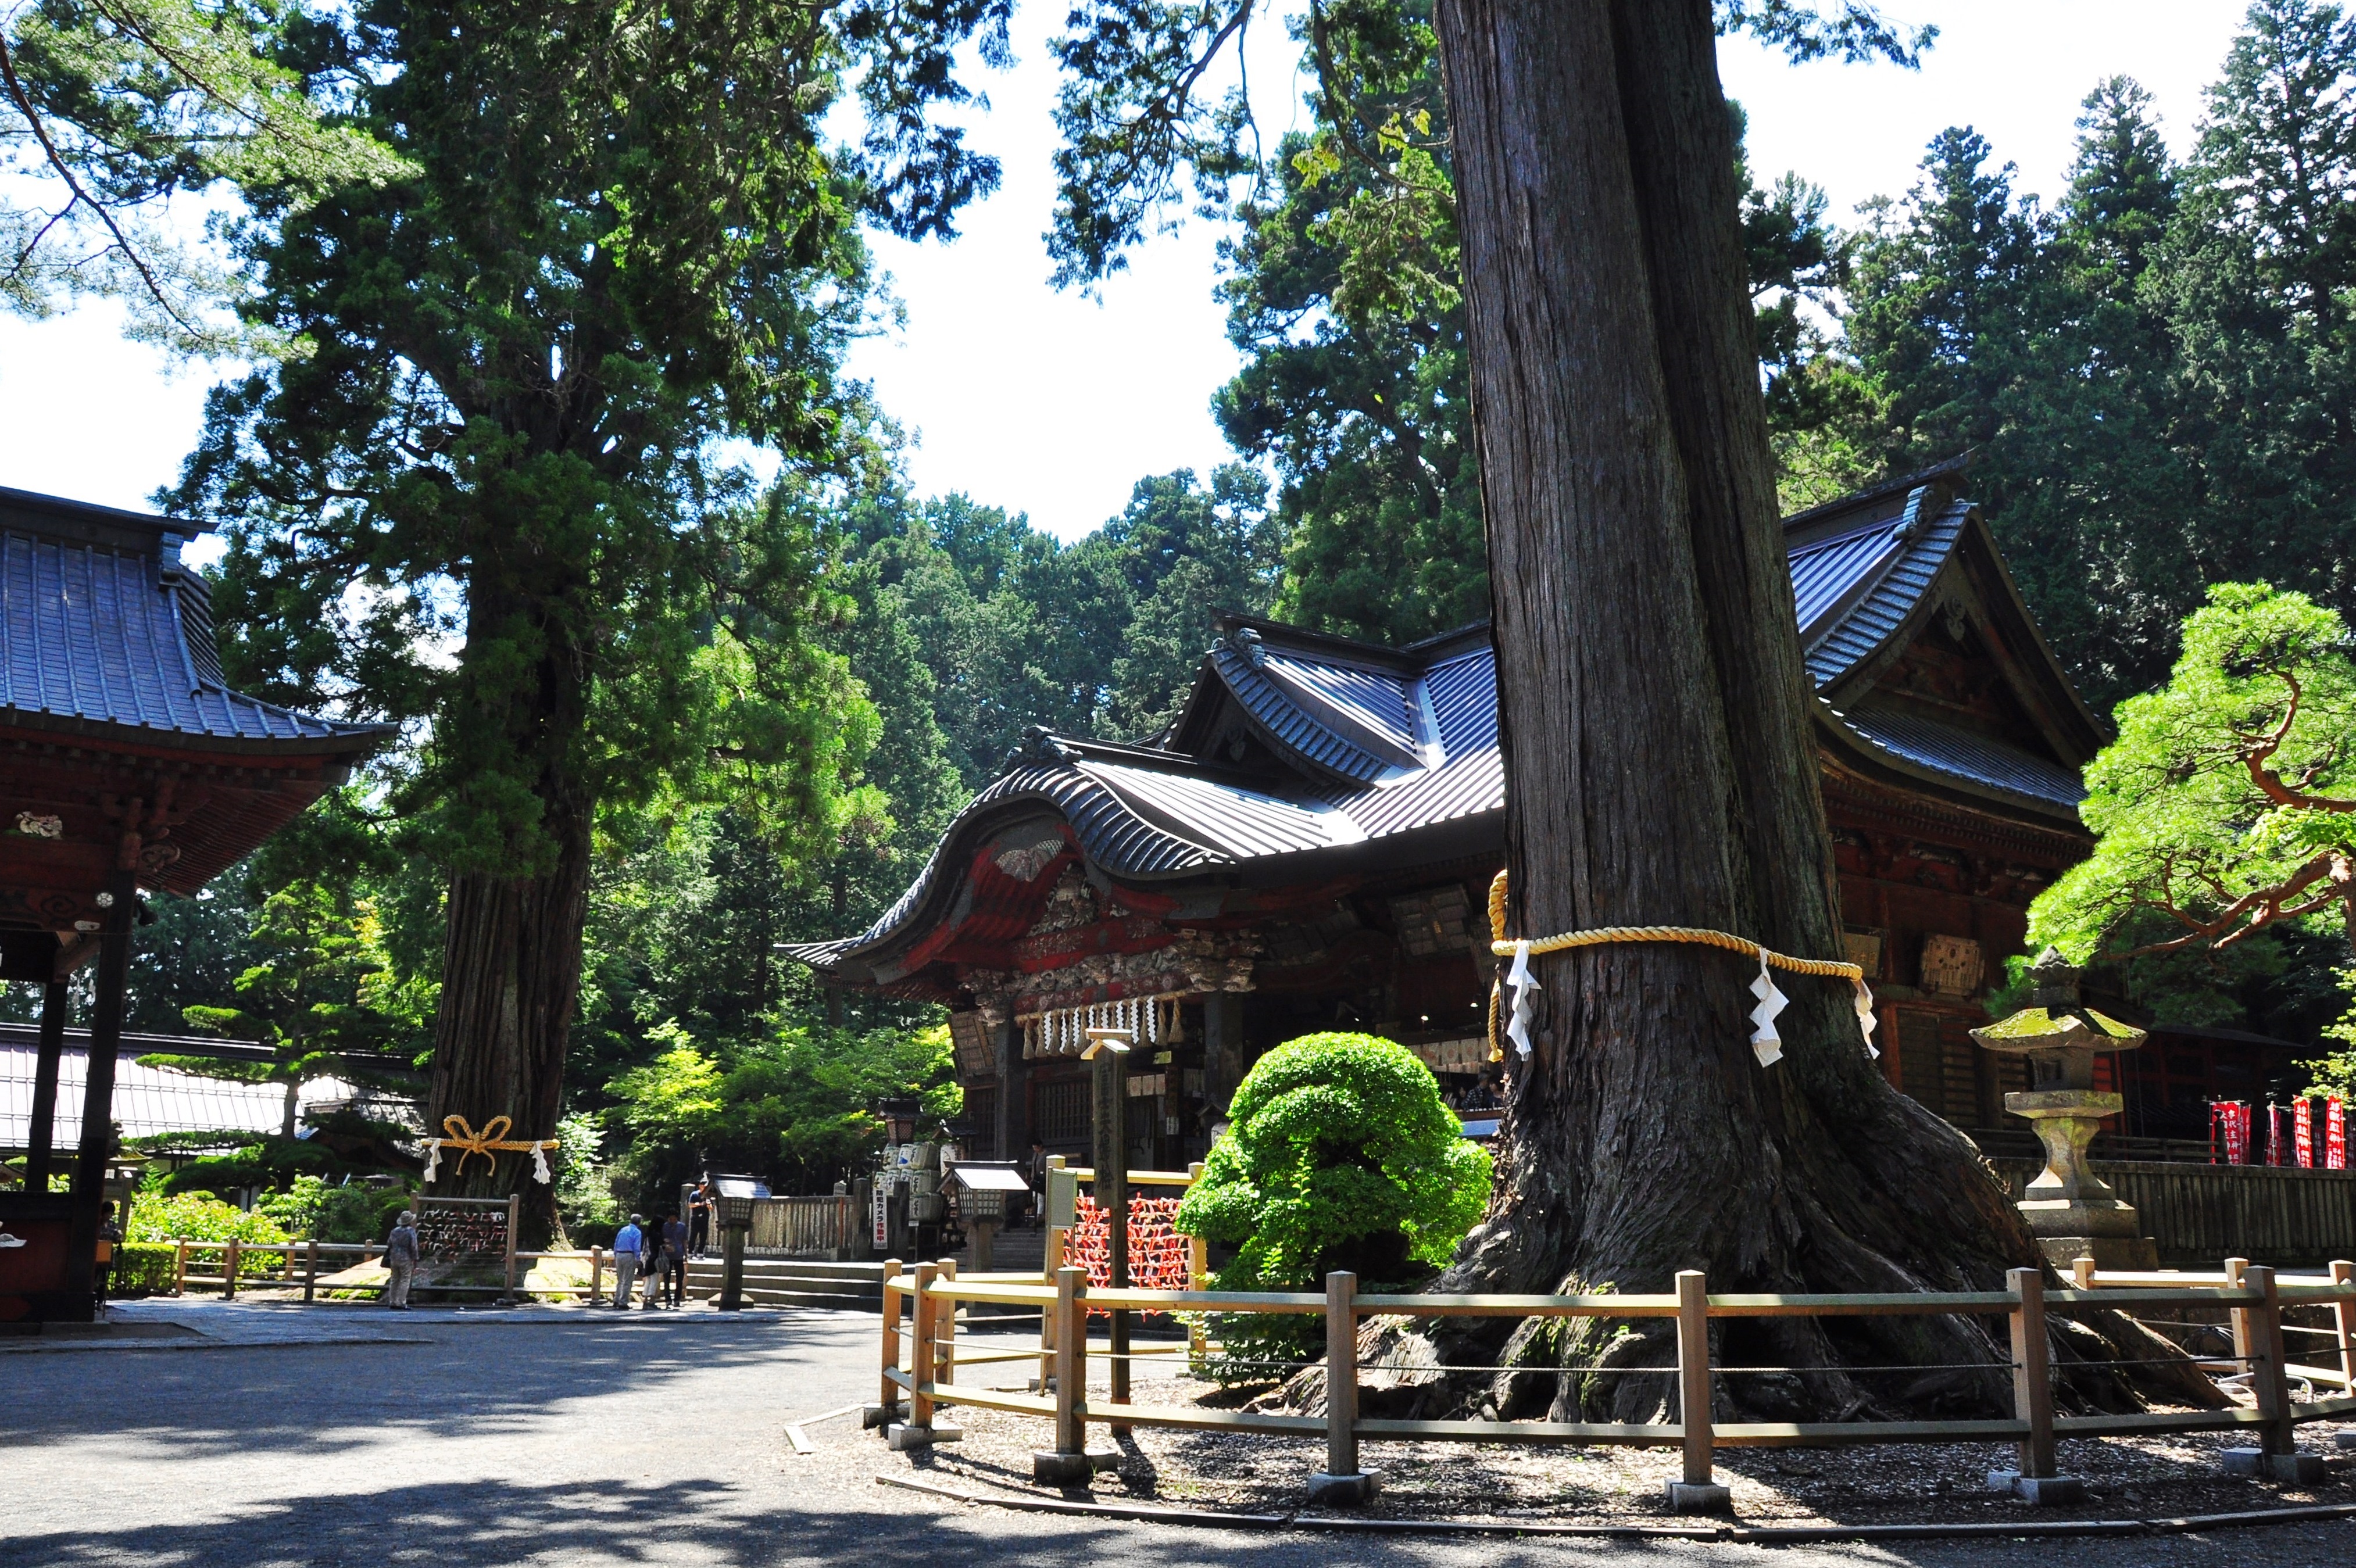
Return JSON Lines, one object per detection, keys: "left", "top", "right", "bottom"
{"left": 423, "top": 585, "right": 593, "bottom": 1247}
{"left": 1408, "top": 0, "right": 2203, "bottom": 1423}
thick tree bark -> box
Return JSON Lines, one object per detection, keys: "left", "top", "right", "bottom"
{"left": 1407, "top": 0, "right": 2207, "bottom": 1422}
{"left": 423, "top": 583, "right": 593, "bottom": 1247}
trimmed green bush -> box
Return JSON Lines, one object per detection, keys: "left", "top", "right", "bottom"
{"left": 108, "top": 1243, "right": 178, "bottom": 1296}
{"left": 1175, "top": 1032, "right": 1492, "bottom": 1379}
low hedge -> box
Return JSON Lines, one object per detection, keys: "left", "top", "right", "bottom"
{"left": 108, "top": 1242, "right": 179, "bottom": 1297}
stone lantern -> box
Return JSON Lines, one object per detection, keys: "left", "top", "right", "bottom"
{"left": 1969, "top": 948, "right": 2158, "bottom": 1270}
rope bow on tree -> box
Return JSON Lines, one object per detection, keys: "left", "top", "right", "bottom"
{"left": 420, "top": 1115, "right": 560, "bottom": 1183}
{"left": 1483, "top": 869, "right": 1879, "bottom": 1068}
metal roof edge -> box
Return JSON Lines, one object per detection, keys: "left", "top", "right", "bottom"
{"left": 0, "top": 704, "right": 394, "bottom": 759}
{"left": 1813, "top": 701, "right": 2085, "bottom": 830}
{"left": 0, "top": 485, "right": 216, "bottom": 550}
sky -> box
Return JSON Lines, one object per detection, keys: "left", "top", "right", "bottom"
{"left": 0, "top": 2, "right": 2254, "bottom": 549}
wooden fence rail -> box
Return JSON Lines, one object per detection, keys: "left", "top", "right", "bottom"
{"left": 873, "top": 1255, "right": 2356, "bottom": 1503}
{"left": 1986, "top": 1159, "right": 2356, "bottom": 1266}
{"left": 155, "top": 1240, "right": 616, "bottom": 1301}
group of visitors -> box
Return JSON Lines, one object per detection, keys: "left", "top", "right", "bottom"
{"left": 609, "top": 1211, "right": 688, "bottom": 1308}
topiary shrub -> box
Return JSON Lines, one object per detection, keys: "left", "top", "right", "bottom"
{"left": 1175, "top": 1032, "right": 1492, "bottom": 1380}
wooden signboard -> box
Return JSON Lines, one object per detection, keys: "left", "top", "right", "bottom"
{"left": 1919, "top": 935, "right": 1985, "bottom": 998}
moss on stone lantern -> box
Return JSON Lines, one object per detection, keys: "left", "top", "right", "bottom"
{"left": 1970, "top": 948, "right": 2158, "bottom": 1270}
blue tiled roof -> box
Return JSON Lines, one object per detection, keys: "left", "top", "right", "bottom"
{"left": 0, "top": 518, "right": 381, "bottom": 749}
{"left": 792, "top": 479, "right": 2092, "bottom": 972}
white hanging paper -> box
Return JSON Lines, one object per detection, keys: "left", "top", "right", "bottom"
{"left": 1854, "top": 979, "right": 1880, "bottom": 1059}
{"left": 530, "top": 1144, "right": 554, "bottom": 1184}
{"left": 1749, "top": 947, "right": 1788, "bottom": 1068}
{"left": 1504, "top": 940, "right": 1541, "bottom": 1057}
{"left": 421, "top": 1141, "right": 442, "bottom": 1182}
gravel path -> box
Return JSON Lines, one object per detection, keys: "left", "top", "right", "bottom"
{"left": 3, "top": 1301, "right": 2349, "bottom": 1568}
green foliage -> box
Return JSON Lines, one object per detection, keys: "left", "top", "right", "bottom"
{"left": 2028, "top": 584, "right": 2356, "bottom": 1065}
{"left": 1818, "top": 3, "right": 2356, "bottom": 711}
{"left": 140, "top": 877, "right": 417, "bottom": 1137}
{"left": 605, "top": 1019, "right": 961, "bottom": 1200}
{"left": 1175, "top": 1030, "right": 1489, "bottom": 1382}
{"left": 108, "top": 1242, "right": 178, "bottom": 1296}
{"left": 190, "top": 1172, "right": 407, "bottom": 1244}
{"left": 1, "top": 0, "right": 406, "bottom": 350}
{"left": 127, "top": 1190, "right": 289, "bottom": 1247}
{"left": 1177, "top": 1032, "right": 1489, "bottom": 1286}
{"left": 552, "top": 1111, "right": 622, "bottom": 1233}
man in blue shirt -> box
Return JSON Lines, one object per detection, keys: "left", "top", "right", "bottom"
{"left": 612, "top": 1213, "right": 645, "bottom": 1308}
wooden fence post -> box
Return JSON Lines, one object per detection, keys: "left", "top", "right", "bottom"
{"left": 2225, "top": 1256, "right": 2250, "bottom": 1367}
{"left": 2330, "top": 1259, "right": 2354, "bottom": 1393}
{"left": 934, "top": 1258, "right": 958, "bottom": 1390}
{"left": 503, "top": 1193, "right": 521, "bottom": 1299}
{"left": 2008, "top": 1267, "right": 2056, "bottom": 1478}
{"left": 1186, "top": 1161, "right": 1208, "bottom": 1370}
{"left": 2248, "top": 1265, "right": 2293, "bottom": 1456}
{"left": 589, "top": 1247, "right": 604, "bottom": 1306}
{"left": 173, "top": 1240, "right": 187, "bottom": 1296}
{"left": 1677, "top": 1270, "right": 1715, "bottom": 1489}
{"left": 303, "top": 1236, "right": 320, "bottom": 1303}
{"left": 1306, "top": 1270, "right": 1372, "bottom": 1503}
{"left": 1660, "top": 1270, "right": 1728, "bottom": 1511}
{"left": 222, "top": 1238, "right": 241, "bottom": 1299}
{"left": 1056, "top": 1266, "right": 1085, "bottom": 1451}
{"left": 873, "top": 1256, "right": 904, "bottom": 1425}
{"left": 907, "top": 1261, "right": 939, "bottom": 1428}
{"left": 2071, "top": 1255, "right": 2096, "bottom": 1290}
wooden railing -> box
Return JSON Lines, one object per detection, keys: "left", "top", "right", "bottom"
{"left": 875, "top": 1255, "right": 2356, "bottom": 1498}
{"left": 159, "top": 1239, "right": 614, "bottom": 1301}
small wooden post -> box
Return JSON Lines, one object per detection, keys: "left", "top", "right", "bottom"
{"left": 2225, "top": 1256, "right": 2251, "bottom": 1367}
{"left": 222, "top": 1238, "right": 241, "bottom": 1299}
{"left": 2330, "top": 1259, "right": 2354, "bottom": 1392}
{"left": 1325, "top": 1270, "right": 1360, "bottom": 1481}
{"left": 303, "top": 1236, "right": 320, "bottom": 1303}
{"left": 1676, "top": 1269, "right": 1714, "bottom": 1487}
{"left": 503, "top": 1193, "right": 521, "bottom": 1299}
{"left": 1186, "top": 1161, "right": 1209, "bottom": 1369}
{"left": 1053, "top": 1263, "right": 1086, "bottom": 1456}
{"left": 173, "top": 1240, "right": 188, "bottom": 1296}
{"left": 2008, "top": 1266, "right": 2056, "bottom": 1478}
{"left": 2071, "top": 1255, "right": 2096, "bottom": 1290}
{"left": 2244, "top": 1265, "right": 2294, "bottom": 1456}
{"left": 878, "top": 1256, "right": 904, "bottom": 1417}
{"left": 589, "top": 1246, "right": 604, "bottom": 1305}
{"left": 909, "top": 1261, "right": 939, "bottom": 1427}
{"left": 935, "top": 1257, "right": 959, "bottom": 1389}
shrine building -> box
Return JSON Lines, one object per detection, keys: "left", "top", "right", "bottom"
{"left": 783, "top": 463, "right": 2293, "bottom": 1169}
{"left": 0, "top": 486, "right": 388, "bottom": 1323}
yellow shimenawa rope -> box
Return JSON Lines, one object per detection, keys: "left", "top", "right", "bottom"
{"left": 422, "top": 1115, "right": 560, "bottom": 1181}
{"left": 1482, "top": 870, "right": 1871, "bottom": 1062}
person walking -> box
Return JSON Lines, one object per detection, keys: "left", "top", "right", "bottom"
{"left": 659, "top": 1213, "right": 689, "bottom": 1308}
{"left": 384, "top": 1210, "right": 420, "bottom": 1309}
{"left": 612, "top": 1213, "right": 645, "bottom": 1308}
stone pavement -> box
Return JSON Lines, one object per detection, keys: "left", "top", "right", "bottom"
{"left": 2, "top": 1301, "right": 2348, "bottom": 1568}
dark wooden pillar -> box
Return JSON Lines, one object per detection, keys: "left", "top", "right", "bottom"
{"left": 64, "top": 868, "right": 134, "bottom": 1313}
{"left": 1202, "top": 993, "right": 1246, "bottom": 1127}
{"left": 993, "top": 1019, "right": 1023, "bottom": 1169}
{"left": 23, "top": 973, "right": 69, "bottom": 1188}
{"left": 1087, "top": 1035, "right": 1131, "bottom": 1411}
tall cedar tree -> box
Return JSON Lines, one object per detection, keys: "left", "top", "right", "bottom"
{"left": 175, "top": 1, "right": 1015, "bottom": 1236}
{"left": 1210, "top": 4, "right": 1853, "bottom": 646}
{"left": 1045, "top": 0, "right": 2210, "bottom": 1419}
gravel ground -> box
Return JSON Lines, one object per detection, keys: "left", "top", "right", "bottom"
{"left": 909, "top": 1330, "right": 2356, "bottom": 1528}
{"left": 2, "top": 1301, "right": 2350, "bottom": 1568}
